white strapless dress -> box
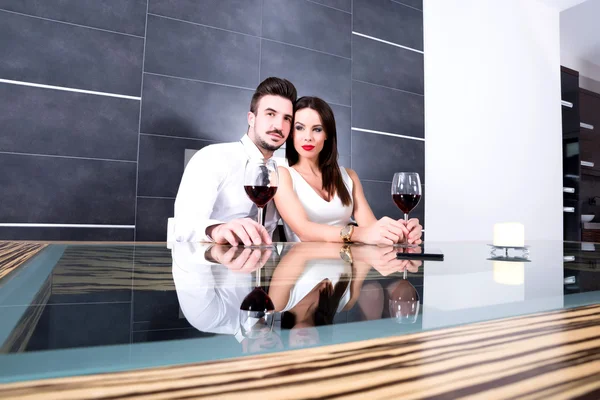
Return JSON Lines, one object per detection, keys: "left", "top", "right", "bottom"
{"left": 283, "top": 166, "right": 354, "bottom": 242}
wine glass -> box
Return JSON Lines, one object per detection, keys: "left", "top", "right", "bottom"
{"left": 391, "top": 172, "right": 422, "bottom": 246}
{"left": 244, "top": 159, "right": 279, "bottom": 230}
{"left": 389, "top": 279, "right": 420, "bottom": 324}
{"left": 239, "top": 267, "right": 275, "bottom": 339}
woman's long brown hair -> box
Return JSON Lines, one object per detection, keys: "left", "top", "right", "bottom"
{"left": 286, "top": 97, "right": 352, "bottom": 206}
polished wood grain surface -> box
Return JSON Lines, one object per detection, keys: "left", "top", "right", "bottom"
{"left": 0, "top": 242, "right": 50, "bottom": 353}
{"left": 0, "top": 242, "right": 47, "bottom": 282}
{"left": 43, "top": 244, "right": 417, "bottom": 294}
{"left": 0, "top": 278, "right": 51, "bottom": 353}
{"left": 1, "top": 304, "right": 599, "bottom": 399}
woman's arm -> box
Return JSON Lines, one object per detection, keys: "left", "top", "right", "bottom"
{"left": 274, "top": 167, "right": 406, "bottom": 244}
{"left": 345, "top": 168, "right": 378, "bottom": 228}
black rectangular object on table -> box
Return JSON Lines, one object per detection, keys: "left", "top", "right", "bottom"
{"left": 396, "top": 246, "right": 444, "bottom": 261}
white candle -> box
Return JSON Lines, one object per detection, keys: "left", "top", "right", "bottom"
{"left": 493, "top": 223, "right": 525, "bottom": 247}
{"left": 493, "top": 261, "right": 524, "bottom": 285}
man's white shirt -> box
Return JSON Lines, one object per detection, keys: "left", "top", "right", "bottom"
{"left": 173, "top": 135, "right": 283, "bottom": 242}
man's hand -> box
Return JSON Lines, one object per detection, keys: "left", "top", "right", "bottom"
{"left": 207, "top": 218, "right": 272, "bottom": 246}
{"left": 210, "top": 245, "right": 272, "bottom": 273}
{"left": 403, "top": 218, "right": 423, "bottom": 245}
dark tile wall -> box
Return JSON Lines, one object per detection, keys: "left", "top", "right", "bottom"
{"left": 354, "top": 0, "right": 423, "bottom": 51}
{"left": 0, "top": 0, "right": 145, "bottom": 241}
{"left": 0, "top": 82, "right": 140, "bottom": 160}
{"left": 0, "top": 0, "right": 147, "bottom": 35}
{"left": 0, "top": 0, "right": 424, "bottom": 241}
{"left": 0, "top": 154, "right": 136, "bottom": 224}
{"left": 0, "top": 11, "right": 144, "bottom": 95}
{"left": 352, "top": 0, "right": 424, "bottom": 226}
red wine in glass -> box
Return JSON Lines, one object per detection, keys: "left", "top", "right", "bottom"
{"left": 240, "top": 287, "right": 275, "bottom": 312}
{"left": 244, "top": 186, "right": 278, "bottom": 208}
{"left": 239, "top": 268, "right": 275, "bottom": 339}
{"left": 391, "top": 172, "right": 422, "bottom": 246}
{"left": 244, "top": 159, "right": 279, "bottom": 235}
{"left": 392, "top": 194, "right": 422, "bottom": 215}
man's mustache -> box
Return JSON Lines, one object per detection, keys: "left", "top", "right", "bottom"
{"left": 266, "top": 129, "right": 283, "bottom": 138}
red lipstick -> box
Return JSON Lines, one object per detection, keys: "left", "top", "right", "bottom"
{"left": 301, "top": 145, "right": 315, "bottom": 151}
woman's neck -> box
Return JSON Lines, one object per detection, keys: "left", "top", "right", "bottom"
{"left": 293, "top": 157, "right": 320, "bottom": 176}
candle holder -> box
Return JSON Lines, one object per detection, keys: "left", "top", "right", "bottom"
{"left": 487, "top": 244, "right": 530, "bottom": 262}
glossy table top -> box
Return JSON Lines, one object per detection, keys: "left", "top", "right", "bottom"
{"left": 0, "top": 240, "right": 599, "bottom": 385}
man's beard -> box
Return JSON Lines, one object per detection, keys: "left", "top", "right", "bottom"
{"left": 257, "top": 136, "right": 282, "bottom": 152}
{"left": 256, "top": 130, "right": 285, "bottom": 152}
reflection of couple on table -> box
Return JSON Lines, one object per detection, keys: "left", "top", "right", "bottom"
{"left": 270, "top": 243, "right": 423, "bottom": 340}
{"left": 173, "top": 242, "right": 422, "bottom": 351}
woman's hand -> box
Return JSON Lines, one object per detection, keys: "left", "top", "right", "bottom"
{"left": 353, "top": 217, "right": 409, "bottom": 245}
{"left": 404, "top": 218, "right": 423, "bottom": 245}
{"left": 352, "top": 245, "right": 420, "bottom": 276}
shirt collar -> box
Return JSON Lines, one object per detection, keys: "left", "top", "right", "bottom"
{"left": 240, "top": 134, "right": 268, "bottom": 160}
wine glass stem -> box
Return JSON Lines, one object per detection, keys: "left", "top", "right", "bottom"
{"left": 257, "top": 207, "right": 263, "bottom": 227}
{"left": 256, "top": 267, "right": 261, "bottom": 288}
{"left": 403, "top": 268, "right": 408, "bottom": 280}
{"left": 404, "top": 213, "right": 409, "bottom": 245}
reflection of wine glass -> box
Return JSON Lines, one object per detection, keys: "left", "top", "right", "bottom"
{"left": 391, "top": 172, "right": 422, "bottom": 246}
{"left": 244, "top": 159, "right": 278, "bottom": 227}
{"left": 388, "top": 280, "right": 420, "bottom": 324}
{"left": 239, "top": 268, "right": 275, "bottom": 339}
{"left": 397, "top": 246, "right": 423, "bottom": 279}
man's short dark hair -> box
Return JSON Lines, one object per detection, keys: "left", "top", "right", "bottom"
{"left": 250, "top": 77, "right": 297, "bottom": 114}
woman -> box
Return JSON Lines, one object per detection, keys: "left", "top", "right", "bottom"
{"left": 273, "top": 96, "right": 422, "bottom": 245}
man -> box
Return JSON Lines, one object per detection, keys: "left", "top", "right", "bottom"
{"left": 173, "top": 77, "right": 296, "bottom": 246}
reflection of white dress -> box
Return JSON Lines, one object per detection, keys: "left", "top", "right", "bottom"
{"left": 282, "top": 259, "right": 351, "bottom": 313}
{"left": 282, "top": 166, "right": 354, "bottom": 242}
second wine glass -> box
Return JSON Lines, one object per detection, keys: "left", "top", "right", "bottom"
{"left": 389, "top": 279, "right": 420, "bottom": 324}
{"left": 391, "top": 172, "right": 422, "bottom": 246}
{"left": 244, "top": 159, "right": 279, "bottom": 229}
{"left": 239, "top": 267, "right": 275, "bottom": 339}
